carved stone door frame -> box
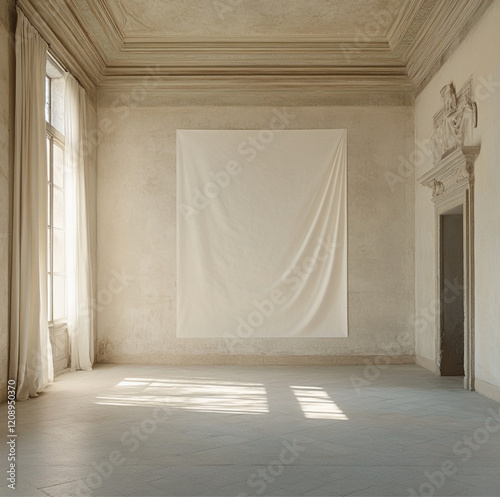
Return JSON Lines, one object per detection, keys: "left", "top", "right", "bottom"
{"left": 419, "top": 146, "right": 480, "bottom": 390}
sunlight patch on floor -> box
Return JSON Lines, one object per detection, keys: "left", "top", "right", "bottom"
{"left": 96, "top": 377, "right": 269, "bottom": 414}
{"left": 291, "top": 386, "right": 348, "bottom": 420}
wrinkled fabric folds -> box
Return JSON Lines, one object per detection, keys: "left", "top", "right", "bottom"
{"left": 177, "top": 129, "right": 348, "bottom": 339}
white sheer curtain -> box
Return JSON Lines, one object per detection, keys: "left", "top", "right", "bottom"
{"left": 9, "top": 9, "right": 53, "bottom": 400}
{"left": 65, "top": 74, "right": 94, "bottom": 371}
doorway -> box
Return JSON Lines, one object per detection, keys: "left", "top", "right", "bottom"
{"left": 439, "top": 209, "right": 464, "bottom": 376}
{"left": 418, "top": 145, "right": 479, "bottom": 390}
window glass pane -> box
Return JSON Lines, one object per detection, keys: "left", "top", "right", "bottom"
{"left": 53, "top": 275, "right": 65, "bottom": 321}
{"left": 45, "top": 76, "right": 50, "bottom": 123}
{"left": 47, "top": 185, "right": 52, "bottom": 226}
{"left": 51, "top": 77, "right": 65, "bottom": 135}
{"left": 53, "top": 144, "right": 64, "bottom": 188}
{"left": 53, "top": 228, "right": 65, "bottom": 274}
{"left": 47, "top": 136, "right": 51, "bottom": 181}
{"left": 47, "top": 228, "right": 52, "bottom": 273}
{"left": 47, "top": 275, "right": 52, "bottom": 322}
{"left": 53, "top": 188, "right": 64, "bottom": 229}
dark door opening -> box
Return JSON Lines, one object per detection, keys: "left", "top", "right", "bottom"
{"left": 440, "top": 211, "right": 465, "bottom": 376}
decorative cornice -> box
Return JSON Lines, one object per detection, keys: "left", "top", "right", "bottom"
{"left": 17, "top": 0, "right": 106, "bottom": 92}
{"left": 121, "top": 36, "right": 391, "bottom": 46}
{"left": 97, "top": 73, "right": 413, "bottom": 98}
{"left": 386, "top": 0, "right": 426, "bottom": 50}
{"left": 81, "top": 0, "right": 124, "bottom": 53}
{"left": 99, "top": 59, "right": 413, "bottom": 100}
{"left": 413, "top": 0, "right": 494, "bottom": 95}
{"left": 97, "top": 88, "right": 412, "bottom": 108}
{"left": 16, "top": 0, "right": 494, "bottom": 98}
{"left": 390, "top": 0, "right": 439, "bottom": 57}
{"left": 405, "top": 0, "right": 494, "bottom": 93}
{"left": 419, "top": 146, "right": 480, "bottom": 203}
{"left": 103, "top": 64, "right": 409, "bottom": 78}
{"left": 108, "top": 39, "right": 403, "bottom": 71}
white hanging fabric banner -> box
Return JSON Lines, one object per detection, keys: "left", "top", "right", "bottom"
{"left": 177, "top": 129, "right": 348, "bottom": 339}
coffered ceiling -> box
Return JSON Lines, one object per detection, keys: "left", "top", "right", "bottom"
{"left": 17, "top": 0, "right": 492, "bottom": 100}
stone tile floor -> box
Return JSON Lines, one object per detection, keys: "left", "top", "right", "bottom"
{"left": 1, "top": 364, "right": 499, "bottom": 496}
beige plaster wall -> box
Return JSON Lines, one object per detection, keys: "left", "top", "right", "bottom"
{"left": 0, "top": 0, "right": 15, "bottom": 402}
{"left": 414, "top": 0, "right": 500, "bottom": 393}
{"left": 96, "top": 100, "right": 415, "bottom": 363}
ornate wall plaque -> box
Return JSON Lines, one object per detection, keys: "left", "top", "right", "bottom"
{"left": 430, "top": 79, "right": 478, "bottom": 165}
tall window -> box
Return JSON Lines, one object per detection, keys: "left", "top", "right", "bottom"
{"left": 45, "top": 58, "right": 66, "bottom": 324}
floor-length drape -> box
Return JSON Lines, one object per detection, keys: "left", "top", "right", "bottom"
{"left": 9, "top": 9, "right": 53, "bottom": 400}
{"left": 65, "top": 74, "right": 94, "bottom": 371}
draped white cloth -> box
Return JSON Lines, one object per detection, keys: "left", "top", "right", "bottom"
{"left": 9, "top": 10, "right": 53, "bottom": 400}
{"left": 65, "top": 74, "right": 94, "bottom": 371}
{"left": 177, "top": 129, "right": 348, "bottom": 339}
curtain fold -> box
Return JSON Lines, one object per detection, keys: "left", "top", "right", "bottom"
{"left": 65, "top": 74, "right": 94, "bottom": 371}
{"left": 9, "top": 9, "right": 53, "bottom": 400}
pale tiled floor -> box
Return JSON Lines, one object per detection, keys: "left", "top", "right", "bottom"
{"left": 1, "top": 364, "right": 500, "bottom": 497}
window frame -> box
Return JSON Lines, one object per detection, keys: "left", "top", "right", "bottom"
{"left": 45, "top": 66, "right": 66, "bottom": 326}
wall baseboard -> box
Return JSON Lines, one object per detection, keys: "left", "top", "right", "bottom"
{"left": 416, "top": 354, "right": 438, "bottom": 374}
{"left": 475, "top": 378, "right": 500, "bottom": 404}
{"left": 98, "top": 354, "right": 416, "bottom": 366}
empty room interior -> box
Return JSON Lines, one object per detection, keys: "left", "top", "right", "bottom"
{"left": 1, "top": 0, "right": 500, "bottom": 496}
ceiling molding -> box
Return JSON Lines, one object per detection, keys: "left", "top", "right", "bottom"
{"left": 17, "top": 0, "right": 106, "bottom": 92}
{"left": 102, "top": 65, "right": 408, "bottom": 78}
{"left": 121, "top": 35, "right": 390, "bottom": 45}
{"left": 99, "top": 63, "right": 412, "bottom": 97}
{"left": 106, "top": 40, "right": 402, "bottom": 71}
{"left": 17, "top": 0, "right": 493, "bottom": 99}
{"left": 84, "top": 0, "right": 124, "bottom": 53}
{"left": 405, "top": 0, "right": 493, "bottom": 91}
{"left": 412, "top": 0, "right": 494, "bottom": 94}
{"left": 97, "top": 89, "right": 412, "bottom": 108}
{"left": 386, "top": 0, "right": 426, "bottom": 50}
{"left": 97, "top": 73, "right": 414, "bottom": 103}
{"left": 117, "top": 39, "right": 392, "bottom": 53}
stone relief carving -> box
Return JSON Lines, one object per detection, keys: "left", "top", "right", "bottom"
{"left": 419, "top": 78, "right": 480, "bottom": 202}
{"left": 455, "top": 164, "right": 469, "bottom": 183}
{"left": 430, "top": 80, "right": 477, "bottom": 165}
{"left": 430, "top": 179, "right": 445, "bottom": 197}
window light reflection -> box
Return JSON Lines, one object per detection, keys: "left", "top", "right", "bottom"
{"left": 291, "top": 386, "right": 348, "bottom": 420}
{"left": 96, "top": 377, "right": 268, "bottom": 414}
